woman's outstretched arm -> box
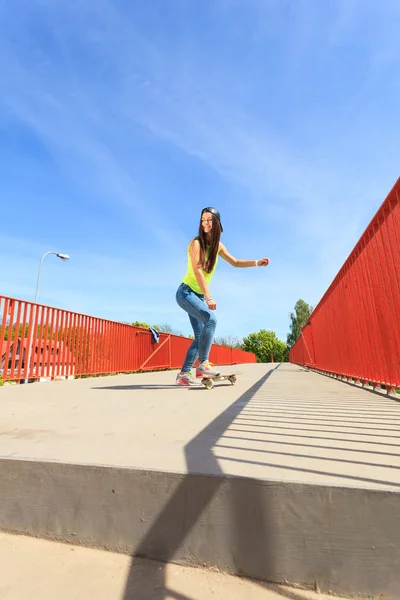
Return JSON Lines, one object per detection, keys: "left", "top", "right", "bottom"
{"left": 219, "top": 242, "right": 269, "bottom": 268}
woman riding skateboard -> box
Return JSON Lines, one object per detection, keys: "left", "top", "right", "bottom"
{"left": 175, "top": 207, "right": 269, "bottom": 386}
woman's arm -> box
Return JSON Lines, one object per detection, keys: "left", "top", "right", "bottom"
{"left": 189, "top": 240, "right": 217, "bottom": 309}
{"left": 219, "top": 242, "right": 269, "bottom": 268}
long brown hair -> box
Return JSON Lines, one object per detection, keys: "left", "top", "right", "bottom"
{"left": 196, "top": 213, "right": 221, "bottom": 274}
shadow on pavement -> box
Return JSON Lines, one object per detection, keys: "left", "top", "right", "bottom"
{"left": 122, "top": 365, "right": 280, "bottom": 599}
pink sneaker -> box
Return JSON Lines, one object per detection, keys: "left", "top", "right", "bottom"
{"left": 196, "top": 363, "right": 221, "bottom": 378}
{"left": 176, "top": 373, "right": 202, "bottom": 387}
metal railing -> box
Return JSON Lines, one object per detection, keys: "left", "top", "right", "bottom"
{"left": 0, "top": 296, "right": 256, "bottom": 382}
{"left": 290, "top": 178, "right": 400, "bottom": 391}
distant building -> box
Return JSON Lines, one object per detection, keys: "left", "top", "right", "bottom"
{"left": 0, "top": 337, "right": 76, "bottom": 382}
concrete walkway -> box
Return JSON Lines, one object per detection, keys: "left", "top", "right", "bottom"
{"left": 1, "top": 363, "right": 399, "bottom": 598}
{"left": 0, "top": 532, "right": 352, "bottom": 600}
{"left": 1, "top": 362, "right": 399, "bottom": 490}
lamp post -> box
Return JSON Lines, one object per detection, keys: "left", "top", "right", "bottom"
{"left": 35, "top": 252, "right": 70, "bottom": 304}
{"left": 24, "top": 252, "right": 70, "bottom": 383}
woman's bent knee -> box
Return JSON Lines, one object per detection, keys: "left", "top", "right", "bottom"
{"left": 205, "top": 311, "right": 217, "bottom": 327}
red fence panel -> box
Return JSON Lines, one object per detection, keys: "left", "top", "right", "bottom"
{"left": 209, "top": 344, "right": 231, "bottom": 366}
{"left": 0, "top": 296, "right": 256, "bottom": 382}
{"left": 230, "top": 348, "right": 259, "bottom": 364}
{"left": 290, "top": 178, "right": 400, "bottom": 390}
{"left": 169, "top": 335, "right": 192, "bottom": 371}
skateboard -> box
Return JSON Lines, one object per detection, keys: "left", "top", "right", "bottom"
{"left": 200, "top": 372, "right": 241, "bottom": 390}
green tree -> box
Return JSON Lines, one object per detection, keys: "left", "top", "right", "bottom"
{"left": 154, "top": 323, "right": 183, "bottom": 336}
{"left": 214, "top": 335, "right": 243, "bottom": 349}
{"left": 2, "top": 323, "right": 51, "bottom": 341}
{"left": 132, "top": 321, "right": 159, "bottom": 330}
{"left": 287, "top": 299, "right": 313, "bottom": 348}
{"left": 242, "top": 329, "right": 288, "bottom": 363}
{"left": 2, "top": 323, "right": 28, "bottom": 341}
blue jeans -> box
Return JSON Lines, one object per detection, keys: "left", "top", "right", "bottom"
{"left": 176, "top": 283, "right": 217, "bottom": 373}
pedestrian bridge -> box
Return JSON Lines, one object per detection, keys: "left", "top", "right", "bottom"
{"left": 1, "top": 362, "right": 399, "bottom": 599}
{"left": 1, "top": 180, "right": 399, "bottom": 599}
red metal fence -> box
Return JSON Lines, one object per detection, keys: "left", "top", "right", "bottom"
{"left": 0, "top": 296, "right": 256, "bottom": 382}
{"left": 290, "top": 178, "right": 400, "bottom": 390}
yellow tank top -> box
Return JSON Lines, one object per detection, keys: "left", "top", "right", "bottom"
{"left": 182, "top": 240, "right": 218, "bottom": 294}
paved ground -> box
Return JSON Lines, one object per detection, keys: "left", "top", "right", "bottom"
{"left": 0, "top": 532, "right": 353, "bottom": 600}
{"left": 1, "top": 362, "right": 399, "bottom": 490}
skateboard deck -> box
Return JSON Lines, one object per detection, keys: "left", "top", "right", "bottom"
{"left": 200, "top": 372, "right": 241, "bottom": 389}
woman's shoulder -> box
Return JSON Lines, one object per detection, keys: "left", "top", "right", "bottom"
{"left": 189, "top": 236, "right": 200, "bottom": 247}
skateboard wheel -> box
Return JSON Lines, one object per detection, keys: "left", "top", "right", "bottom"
{"left": 203, "top": 379, "right": 213, "bottom": 389}
{"left": 229, "top": 376, "right": 237, "bottom": 385}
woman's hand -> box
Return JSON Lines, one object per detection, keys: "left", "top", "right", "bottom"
{"left": 205, "top": 297, "right": 217, "bottom": 310}
{"left": 256, "top": 258, "right": 269, "bottom": 267}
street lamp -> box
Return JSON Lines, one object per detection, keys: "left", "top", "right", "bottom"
{"left": 35, "top": 251, "right": 70, "bottom": 304}
{"left": 24, "top": 251, "right": 70, "bottom": 383}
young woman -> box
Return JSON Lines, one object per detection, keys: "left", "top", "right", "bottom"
{"left": 175, "top": 207, "right": 269, "bottom": 386}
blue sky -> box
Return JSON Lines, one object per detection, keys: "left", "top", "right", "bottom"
{"left": 0, "top": 0, "right": 399, "bottom": 342}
